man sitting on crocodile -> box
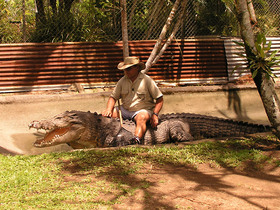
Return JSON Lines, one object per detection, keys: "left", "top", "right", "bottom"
{"left": 28, "top": 58, "right": 271, "bottom": 149}
{"left": 102, "top": 56, "right": 164, "bottom": 144}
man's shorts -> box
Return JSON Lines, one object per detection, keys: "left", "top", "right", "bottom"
{"left": 116, "top": 106, "right": 152, "bottom": 120}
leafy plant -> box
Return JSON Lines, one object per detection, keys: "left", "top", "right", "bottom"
{"left": 234, "top": 33, "right": 280, "bottom": 80}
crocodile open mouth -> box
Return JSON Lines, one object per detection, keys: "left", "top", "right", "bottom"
{"left": 34, "top": 127, "right": 70, "bottom": 147}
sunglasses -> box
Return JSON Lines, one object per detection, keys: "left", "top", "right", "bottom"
{"left": 124, "top": 65, "right": 138, "bottom": 71}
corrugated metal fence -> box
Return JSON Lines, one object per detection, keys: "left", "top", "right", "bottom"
{"left": 224, "top": 37, "right": 280, "bottom": 81}
{"left": 0, "top": 38, "right": 228, "bottom": 93}
{"left": 0, "top": 37, "right": 279, "bottom": 93}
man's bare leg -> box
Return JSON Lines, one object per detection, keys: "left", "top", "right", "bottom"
{"left": 111, "top": 108, "right": 119, "bottom": 118}
{"left": 134, "top": 111, "right": 150, "bottom": 140}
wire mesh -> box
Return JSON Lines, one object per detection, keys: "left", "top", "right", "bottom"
{"left": 0, "top": 0, "right": 279, "bottom": 43}
{"left": 254, "top": 0, "right": 280, "bottom": 36}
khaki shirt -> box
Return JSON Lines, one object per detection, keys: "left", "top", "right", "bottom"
{"left": 111, "top": 72, "right": 163, "bottom": 111}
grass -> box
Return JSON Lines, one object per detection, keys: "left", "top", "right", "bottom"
{"left": 0, "top": 136, "right": 279, "bottom": 209}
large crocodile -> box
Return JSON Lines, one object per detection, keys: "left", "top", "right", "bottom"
{"left": 29, "top": 110, "right": 271, "bottom": 149}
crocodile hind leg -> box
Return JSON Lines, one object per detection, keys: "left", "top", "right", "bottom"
{"left": 169, "top": 120, "right": 194, "bottom": 142}
{"left": 106, "top": 127, "right": 135, "bottom": 147}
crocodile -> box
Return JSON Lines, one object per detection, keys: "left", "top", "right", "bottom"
{"left": 29, "top": 110, "right": 271, "bottom": 149}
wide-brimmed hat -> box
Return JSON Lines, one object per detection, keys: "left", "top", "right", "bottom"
{"left": 117, "top": 56, "right": 145, "bottom": 71}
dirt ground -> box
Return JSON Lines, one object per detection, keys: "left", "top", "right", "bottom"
{"left": 61, "top": 148, "right": 280, "bottom": 210}
{"left": 115, "top": 162, "right": 280, "bottom": 209}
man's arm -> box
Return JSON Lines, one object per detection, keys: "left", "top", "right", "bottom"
{"left": 102, "top": 97, "right": 116, "bottom": 117}
{"left": 150, "top": 96, "right": 163, "bottom": 128}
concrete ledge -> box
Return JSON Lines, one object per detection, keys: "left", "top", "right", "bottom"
{"left": 160, "top": 83, "right": 260, "bottom": 94}
{"left": 0, "top": 84, "right": 263, "bottom": 104}
{"left": 0, "top": 91, "right": 111, "bottom": 104}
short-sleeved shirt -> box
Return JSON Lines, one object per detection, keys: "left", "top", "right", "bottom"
{"left": 111, "top": 72, "right": 163, "bottom": 112}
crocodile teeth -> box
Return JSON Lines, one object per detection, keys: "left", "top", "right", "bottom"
{"left": 53, "top": 134, "right": 62, "bottom": 141}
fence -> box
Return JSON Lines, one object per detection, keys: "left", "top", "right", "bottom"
{"left": 1, "top": 36, "right": 280, "bottom": 93}
{"left": 0, "top": 38, "right": 228, "bottom": 93}
{"left": 1, "top": 0, "right": 279, "bottom": 43}
{"left": 224, "top": 37, "right": 280, "bottom": 81}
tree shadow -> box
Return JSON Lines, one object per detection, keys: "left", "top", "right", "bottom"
{"left": 0, "top": 146, "right": 19, "bottom": 156}
{"left": 58, "top": 146, "right": 280, "bottom": 209}
{"left": 217, "top": 87, "right": 253, "bottom": 122}
{"left": 0, "top": 133, "right": 72, "bottom": 155}
{"left": 227, "top": 89, "right": 251, "bottom": 121}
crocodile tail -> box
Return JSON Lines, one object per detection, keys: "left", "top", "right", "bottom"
{"left": 160, "top": 113, "right": 271, "bottom": 139}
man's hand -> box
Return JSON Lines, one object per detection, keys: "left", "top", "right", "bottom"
{"left": 150, "top": 114, "right": 159, "bottom": 128}
{"left": 102, "top": 97, "right": 116, "bottom": 118}
{"left": 150, "top": 96, "right": 163, "bottom": 128}
{"left": 102, "top": 109, "right": 113, "bottom": 117}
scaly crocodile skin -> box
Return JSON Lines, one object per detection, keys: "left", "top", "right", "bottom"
{"left": 29, "top": 110, "right": 271, "bottom": 149}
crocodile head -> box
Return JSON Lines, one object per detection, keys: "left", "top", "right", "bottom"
{"left": 29, "top": 111, "right": 87, "bottom": 148}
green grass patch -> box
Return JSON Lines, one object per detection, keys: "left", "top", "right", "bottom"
{"left": 0, "top": 136, "right": 279, "bottom": 209}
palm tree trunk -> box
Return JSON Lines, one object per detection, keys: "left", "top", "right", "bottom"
{"left": 120, "top": 0, "right": 129, "bottom": 58}
{"left": 236, "top": 0, "right": 280, "bottom": 138}
{"left": 254, "top": 72, "right": 280, "bottom": 138}
{"left": 152, "top": 0, "right": 188, "bottom": 66}
{"left": 143, "top": 0, "right": 181, "bottom": 73}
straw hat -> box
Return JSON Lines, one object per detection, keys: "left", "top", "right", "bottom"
{"left": 117, "top": 56, "right": 145, "bottom": 71}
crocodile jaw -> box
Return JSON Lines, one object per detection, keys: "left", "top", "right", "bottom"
{"left": 33, "top": 127, "right": 71, "bottom": 147}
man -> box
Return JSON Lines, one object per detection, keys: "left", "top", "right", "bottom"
{"left": 102, "top": 56, "right": 163, "bottom": 143}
